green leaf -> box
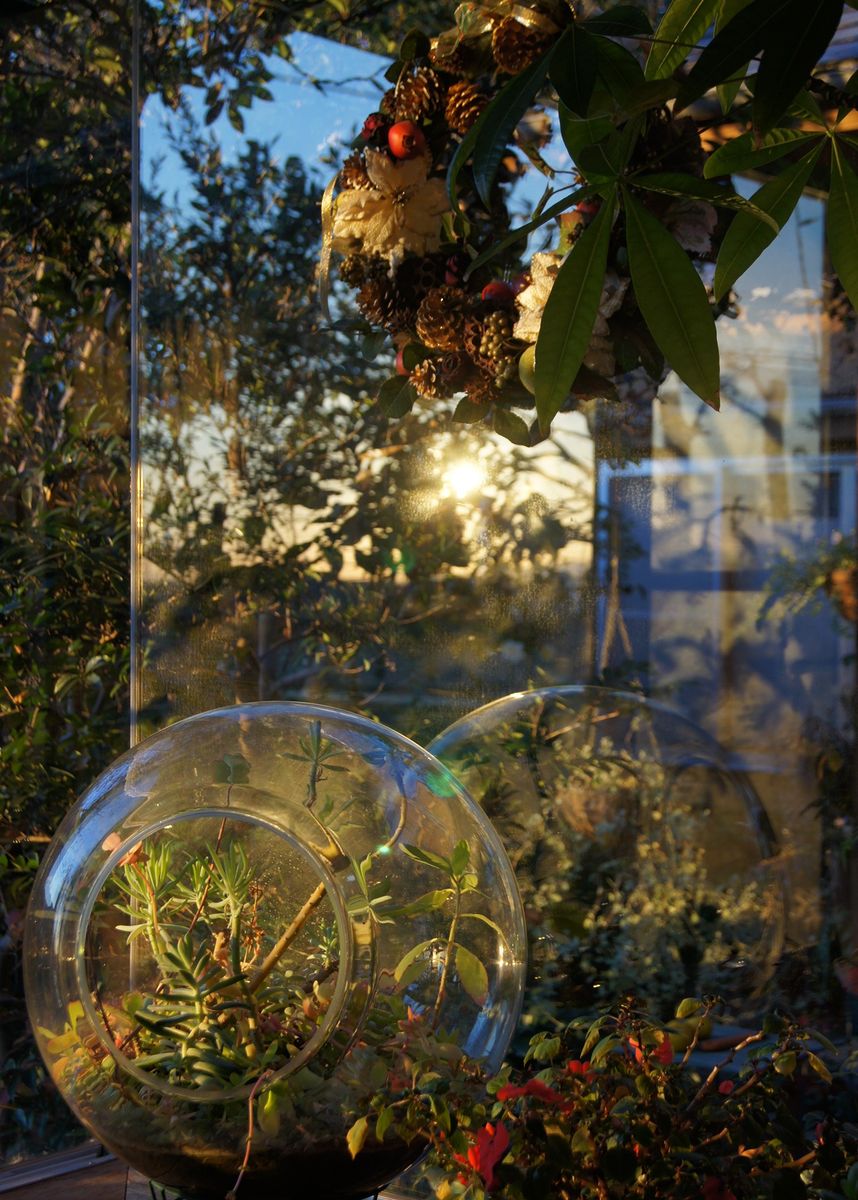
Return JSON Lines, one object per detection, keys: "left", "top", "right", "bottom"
{"left": 455, "top": 943, "right": 489, "bottom": 1006}
{"left": 582, "top": 6, "right": 652, "bottom": 36}
{"left": 450, "top": 839, "right": 470, "bottom": 876}
{"left": 550, "top": 24, "right": 598, "bottom": 116}
{"left": 347, "top": 1116, "right": 369, "bottom": 1159}
{"left": 257, "top": 1087, "right": 281, "bottom": 1136}
{"left": 594, "top": 37, "right": 646, "bottom": 106}
{"left": 773, "top": 1050, "right": 797, "bottom": 1075}
{"left": 716, "top": 0, "right": 754, "bottom": 112}
{"left": 806, "top": 1051, "right": 833, "bottom": 1083}
{"left": 675, "top": 997, "right": 704, "bottom": 1019}
{"left": 704, "top": 127, "right": 821, "bottom": 178}
{"left": 559, "top": 106, "right": 615, "bottom": 162}
{"left": 400, "top": 29, "right": 430, "bottom": 60}
{"left": 753, "top": 0, "right": 843, "bottom": 134}
{"left": 624, "top": 189, "right": 720, "bottom": 408}
{"left": 453, "top": 397, "right": 489, "bottom": 423}
{"left": 460, "top": 910, "right": 507, "bottom": 939}
{"left": 676, "top": 0, "right": 783, "bottom": 111}
{"left": 713, "top": 141, "right": 823, "bottom": 300}
{"left": 632, "top": 172, "right": 779, "bottom": 230}
{"left": 394, "top": 938, "right": 437, "bottom": 983}
{"left": 376, "top": 1106, "right": 395, "bottom": 1142}
{"left": 383, "top": 889, "right": 455, "bottom": 919}
{"left": 534, "top": 191, "right": 616, "bottom": 432}
{"left": 448, "top": 54, "right": 551, "bottom": 209}
{"left": 377, "top": 376, "right": 416, "bottom": 418}
{"left": 492, "top": 408, "right": 531, "bottom": 444}
{"left": 401, "top": 844, "right": 451, "bottom": 872}
{"left": 213, "top": 753, "right": 250, "bottom": 784}
{"left": 589, "top": 1034, "right": 623, "bottom": 1066}
{"left": 645, "top": 0, "right": 720, "bottom": 80}
{"left": 828, "top": 140, "right": 858, "bottom": 313}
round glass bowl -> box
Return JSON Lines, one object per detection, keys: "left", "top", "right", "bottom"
{"left": 429, "top": 686, "right": 786, "bottom": 1026}
{"left": 25, "top": 703, "right": 526, "bottom": 1200}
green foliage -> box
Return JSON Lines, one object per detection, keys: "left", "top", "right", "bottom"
{"left": 438, "top": 0, "right": 857, "bottom": 424}
{"left": 351, "top": 1000, "right": 858, "bottom": 1200}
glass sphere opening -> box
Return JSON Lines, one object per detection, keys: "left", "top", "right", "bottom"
{"left": 80, "top": 809, "right": 350, "bottom": 1101}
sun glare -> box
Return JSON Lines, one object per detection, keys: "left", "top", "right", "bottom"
{"left": 443, "top": 459, "right": 487, "bottom": 499}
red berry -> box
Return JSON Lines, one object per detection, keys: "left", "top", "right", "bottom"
{"left": 576, "top": 198, "right": 602, "bottom": 216}
{"left": 388, "top": 120, "right": 427, "bottom": 159}
{"left": 395, "top": 348, "right": 409, "bottom": 376}
{"left": 481, "top": 281, "right": 515, "bottom": 305}
{"left": 361, "top": 112, "right": 387, "bottom": 141}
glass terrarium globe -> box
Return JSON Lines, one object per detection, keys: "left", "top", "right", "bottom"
{"left": 429, "top": 686, "right": 787, "bottom": 1028}
{"left": 25, "top": 703, "right": 526, "bottom": 1200}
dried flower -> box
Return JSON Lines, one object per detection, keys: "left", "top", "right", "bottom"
{"left": 332, "top": 149, "right": 450, "bottom": 265}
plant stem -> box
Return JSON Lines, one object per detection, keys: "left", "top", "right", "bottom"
{"left": 248, "top": 881, "right": 328, "bottom": 994}
{"left": 433, "top": 884, "right": 462, "bottom": 1026}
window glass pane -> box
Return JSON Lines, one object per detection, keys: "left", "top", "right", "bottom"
{"left": 0, "top": 1, "right": 131, "bottom": 1165}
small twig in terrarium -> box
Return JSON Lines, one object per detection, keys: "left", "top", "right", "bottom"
{"left": 249, "top": 880, "right": 328, "bottom": 994}
{"left": 685, "top": 1029, "right": 765, "bottom": 1112}
{"left": 225, "top": 1068, "right": 274, "bottom": 1200}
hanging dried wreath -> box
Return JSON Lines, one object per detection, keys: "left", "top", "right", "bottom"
{"left": 323, "top": 0, "right": 858, "bottom": 446}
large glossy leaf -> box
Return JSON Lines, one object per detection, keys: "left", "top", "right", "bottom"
{"left": 676, "top": 0, "right": 789, "bottom": 111}
{"left": 582, "top": 6, "right": 653, "bottom": 36}
{"left": 645, "top": 0, "right": 719, "bottom": 81}
{"left": 447, "top": 54, "right": 551, "bottom": 209}
{"left": 534, "top": 193, "right": 615, "bottom": 432}
{"left": 376, "top": 376, "right": 416, "bottom": 418}
{"left": 713, "top": 142, "right": 823, "bottom": 300}
{"left": 633, "top": 172, "right": 778, "bottom": 231}
{"left": 594, "top": 36, "right": 645, "bottom": 105}
{"left": 716, "top": 0, "right": 753, "bottom": 112}
{"left": 550, "top": 23, "right": 598, "bottom": 116}
{"left": 704, "top": 128, "right": 821, "bottom": 178}
{"left": 624, "top": 190, "right": 720, "bottom": 409}
{"left": 828, "top": 141, "right": 858, "bottom": 313}
{"left": 455, "top": 944, "right": 489, "bottom": 1007}
{"left": 754, "top": 0, "right": 843, "bottom": 133}
{"left": 559, "top": 103, "right": 615, "bottom": 161}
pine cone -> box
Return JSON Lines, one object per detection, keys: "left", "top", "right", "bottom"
{"left": 411, "top": 358, "right": 447, "bottom": 399}
{"left": 395, "top": 68, "right": 445, "bottom": 121}
{"left": 491, "top": 16, "right": 551, "bottom": 74}
{"left": 429, "top": 39, "right": 475, "bottom": 78}
{"left": 445, "top": 81, "right": 488, "bottom": 135}
{"left": 379, "top": 88, "right": 398, "bottom": 117}
{"left": 339, "top": 151, "right": 372, "bottom": 191}
{"left": 416, "top": 286, "right": 468, "bottom": 351}
{"left": 357, "top": 276, "right": 399, "bottom": 328}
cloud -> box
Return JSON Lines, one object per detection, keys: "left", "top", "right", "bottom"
{"left": 750, "top": 286, "right": 772, "bottom": 300}
{"left": 783, "top": 287, "right": 819, "bottom": 305}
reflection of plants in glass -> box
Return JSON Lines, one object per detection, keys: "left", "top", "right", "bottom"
{"left": 351, "top": 998, "right": 858, "bottom": 1200}
{"left": 439, "top": 696, "right": 781, "bottom": 1024}
{"left": 759, "top": 538, "right": 858, "bottom": 625}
